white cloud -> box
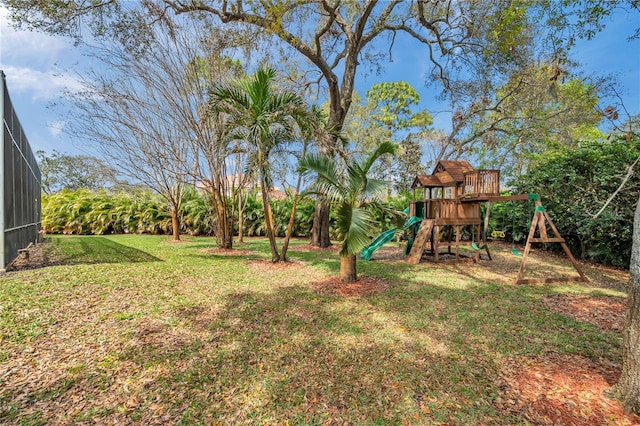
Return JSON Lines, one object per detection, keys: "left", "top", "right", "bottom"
{"left": 0, "top": 8, "right": 71, "bottom": 66}
{"left": 1, "top": 65, "right": 83, "bottom": 101}
{"left": 0, "top": 6, "right": 84, "bottom": 101}
{"left": 47, "top": 120, "right": 66, "bottom": 137}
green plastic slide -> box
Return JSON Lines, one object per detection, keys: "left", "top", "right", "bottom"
{"left": 360, "top": 228, "right": 397, "bottom": 261}
{"left": 404, "top": 216, "right": 423, "bottom": 229}
{"left": 360, "top": 216, "right": 423, "bottom": 261}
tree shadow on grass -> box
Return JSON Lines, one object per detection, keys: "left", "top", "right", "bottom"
{"left": 48, "top": 236, "right": 162, "bottom": 266}
{"left": 0, "top": 269, "right": 626, "bottom": 425}
{"left": 102, "top": 284, "right": 518, "bottom": 424}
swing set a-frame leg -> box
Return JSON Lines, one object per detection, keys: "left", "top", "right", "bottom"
{"left": 515, "top": 209, "right": 539, "bottom": 284}
{"left": 515, "top": 201, "right": 589, "bottom": 285}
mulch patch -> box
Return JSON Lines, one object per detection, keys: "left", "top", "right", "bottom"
{"left": 497, "top": 353, "right": 640, "bottom": 425}
{"left": 542, "top": 294, "right": 627, "bottom": 332}
{"left": 312, "top": 275, "right": 390, "bottom": 297}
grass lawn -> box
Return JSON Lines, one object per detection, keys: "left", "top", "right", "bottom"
{"left": 0, "top": 235, "right": 636, "bottom": 425}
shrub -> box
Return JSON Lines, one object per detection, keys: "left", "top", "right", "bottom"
{"left": 503, "top": 135, "right": 640, "bottom": 267}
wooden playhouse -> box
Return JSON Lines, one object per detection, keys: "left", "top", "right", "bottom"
{"left": 407, "top": 160, "right": 499, "bottom": 263}
{"left": 405, "top": 160, "right": 587, "bottom": 284}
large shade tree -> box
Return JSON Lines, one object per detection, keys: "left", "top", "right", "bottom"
{"left": 600, "top": 120, "right": 640, "bottom": 414}
{"left": 436, "top": 62, "right": 605, "bottom": 178}
{"left": 365, "top": 81, "right": 432, "bottom": 194}
{"left": 3, "top": 0, "right": 576, "bottom": 248}
{"left": 612, "top": 195, "right": 640, "bottom": 413}
{"left": 299, "top": 141, "right": 398, "bottom": 282}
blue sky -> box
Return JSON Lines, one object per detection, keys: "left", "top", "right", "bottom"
{"left": 1, "top": 6, "right": 638, "bottom": 159}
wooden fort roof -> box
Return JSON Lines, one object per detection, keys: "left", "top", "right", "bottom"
{"left": 432, "top": 160, "right": 475, "bottom": 182}
{"left": 411, "top": 175, "right": 442, "bottom": 189}
{"left": 411, "top": 160, "right": 476, "bottom": 189}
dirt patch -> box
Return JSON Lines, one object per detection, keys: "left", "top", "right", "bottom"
{"left": 312, "top": 275, "right": 390, "bottom": 297}
{"left": 4, "top": 239, "right": 57, "bottom": 272}
{"left": 294, "top": 244, "right": 340, "bottom": 253}
{"left": 497, "top": 353, "right": 640, "bottom": 425}
{"left": 542, "top": 294, "right": 626, "bottom": 332}
{"left": 364, "top": 244, "right": 407, "bottom": 262}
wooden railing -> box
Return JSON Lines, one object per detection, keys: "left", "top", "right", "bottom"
{"left": 463, "top": 170, "right": 500, "bottom": 197}
{"left": 410, "top": 200, "right": 477, "bottom": 220}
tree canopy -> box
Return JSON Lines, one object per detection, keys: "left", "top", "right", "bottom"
{"left": 37, "top": 150, "right": 118, "bottom": 194}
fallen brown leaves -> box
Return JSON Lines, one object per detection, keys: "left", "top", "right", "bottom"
{"left": 312, "top": 276, "right": 390, "bottom": 297}
{"left": 2, "top": 236, "right": 634, "bottom": 424}
{"left": 497, "top": 353, "right": 640, "bottom": 426}
{"left": 4, "top": 239, "right": 58, "bottom": 272}
{"left": 542, "top": 294, "right": 626, "bottom": 332}
{"left": 293, "top": 244, "right": 340, "bottom": 253}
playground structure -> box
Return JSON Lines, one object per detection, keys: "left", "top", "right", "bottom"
{"left": 406, "top": 160, "right": 498, "bottom": 264}
{"left": 360, "top": 215, "right": 422, "bottom": 261}
{"left": 360, "top": 160, "right": 588, "bottom": 285}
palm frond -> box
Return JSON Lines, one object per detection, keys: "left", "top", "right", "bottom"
{"left": 336, "top": 204, "right": 375, "bottom": 256}
{"left": 298, "top": 153, "right": 345, "bottom": 202}
{"left": 361, "top": 141, "right": 396, "bottom": 174}
{"left": 362, "top": 177, "right": 389, "bottom": 198}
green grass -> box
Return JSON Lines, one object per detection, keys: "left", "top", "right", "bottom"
{"left": 0, "top": 235, "right": 626, "bottom": 424}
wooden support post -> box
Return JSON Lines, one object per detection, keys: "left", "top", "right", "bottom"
{"left": 544, "top": 211, "right": 588, "bottom": 283}
{"left": 516, "top": 198, "right": 588, "bottom": 285}
{"left": 484, "top": 243, "right": 492, "bottom": 261}
{"left": 515, "top": 212, "right": 539, "bottom": 283}
{"left": 434, "top": 225, "right": 440, "bottom": 261}
{"left": 483, "top": 201, "right": 492, "bottom": 261}
{"left": 474, "top": 223, "right": 481, "bottom": 263}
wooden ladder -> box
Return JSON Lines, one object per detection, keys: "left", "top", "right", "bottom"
{"left": 407, "top": 219, "right": 435, "bottom": 265}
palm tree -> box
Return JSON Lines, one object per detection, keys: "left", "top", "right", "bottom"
{"left": 299, "top": 142, "right": 398, "bottom": 282}
{"left": 209, "top": 67, "right": 311, "bottom": 262}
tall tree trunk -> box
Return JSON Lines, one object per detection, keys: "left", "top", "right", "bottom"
{"left": 311, "top": 105, "right": 345, "bottom": 248}
{"left": 280, "top": 198, "right": 297, "bottom": 262}
{"left": 235, "top": 150, "right": 247, "bottom": 244}
{"left": 211, "top": 188, "right": 232, "bottom": 249}
{"left": 170, "top": 208, "right": 180, "bottom": 241}
{"left": 223, "top": 208, "right": 233, "bottom": 248}
{"left": 280, "top": 138, "right": 309, "bottom": 260}
{"left": 340, "top": 254, "right": 357, "bottom": 282}
{"left": 260, "top": 178, "right": 280, "bottom": 262}
{"left": 311, "top": 197, "right": 332, "bottom": 247}
{"left": 237, "top": 190, "right": 246, "bottom": 243}
{"left": 483, "top": 202, "right": 492, "bottom": 238}
{"left": 610, "top": 196, "right": 640, "bottom": 414}
{"left": 387, "top": 157, "right": 393, "bottom": 200}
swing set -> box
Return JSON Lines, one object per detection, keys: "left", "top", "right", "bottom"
{"left": 487, "top": 198, "right": 526, "bottom": 257}
{"left": 482, "top": 193, "right": 588, "bottom": 284}
{"left": 407, "top": 161, "right": 588, "bottom": 285}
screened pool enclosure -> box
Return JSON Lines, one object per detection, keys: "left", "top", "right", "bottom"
{"left": 1, "top": 71, "right": 42, "bottom": 271}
